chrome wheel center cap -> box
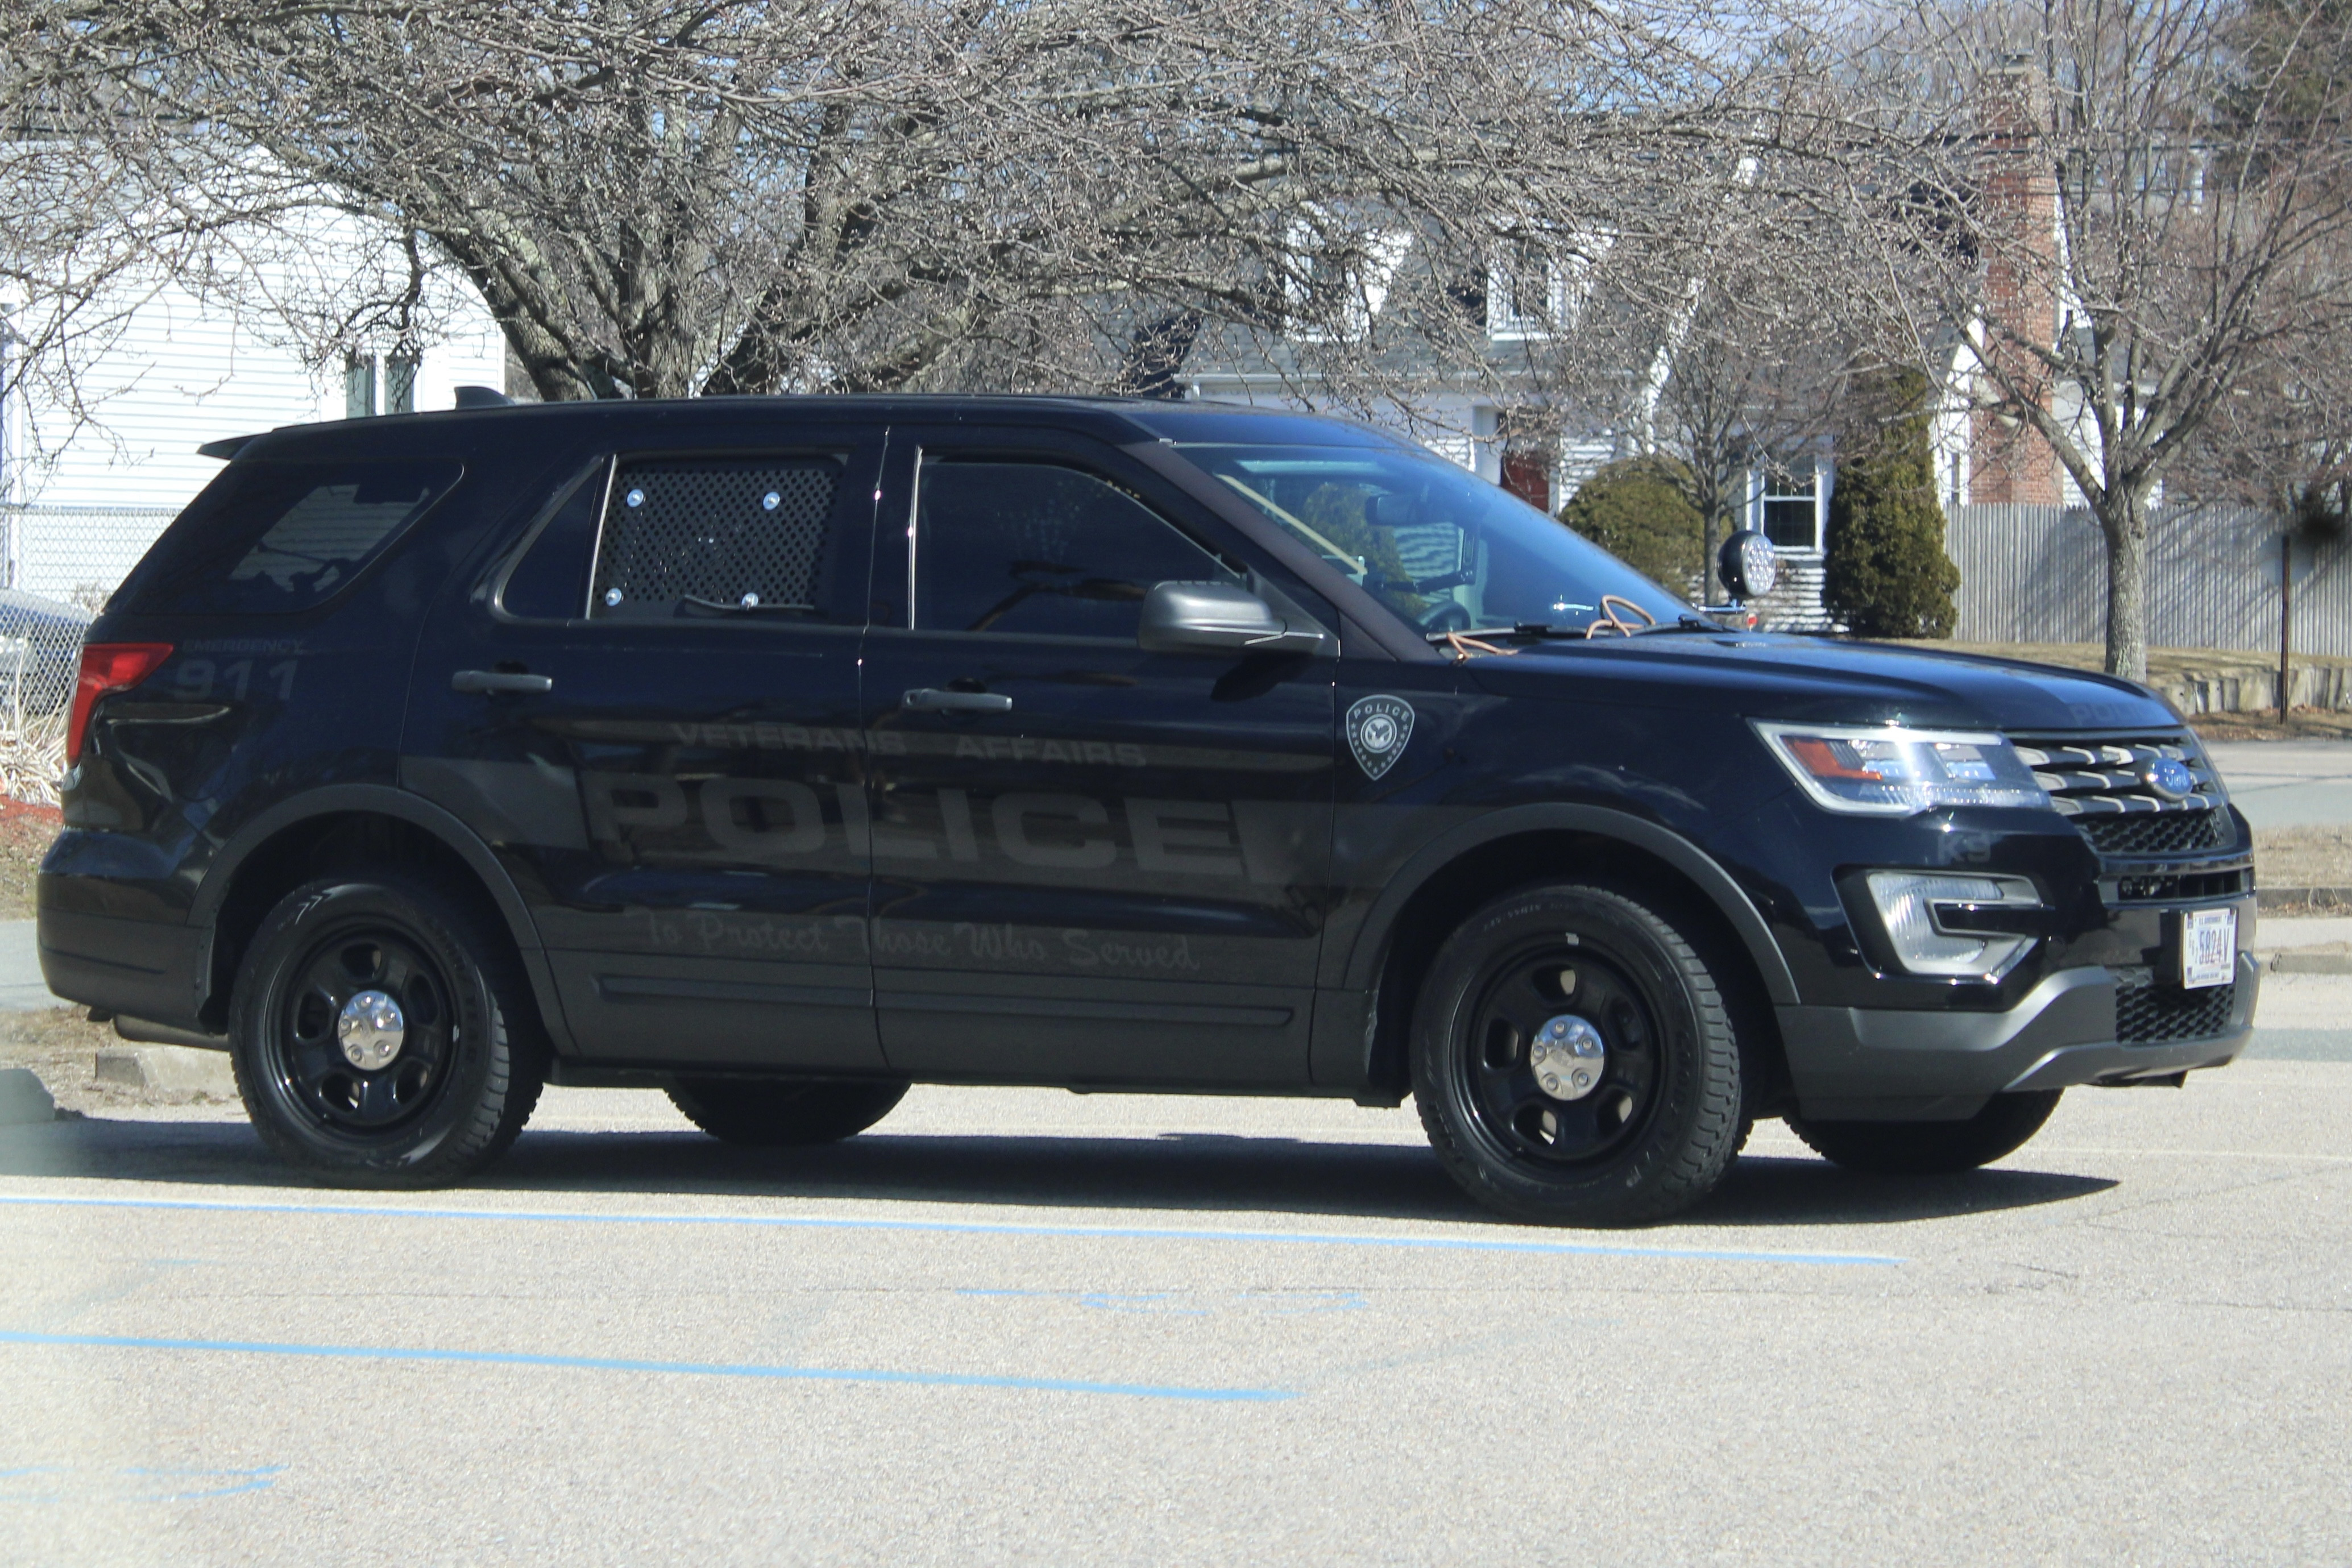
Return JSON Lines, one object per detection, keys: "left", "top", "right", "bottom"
{"left": 337, "top": 990, "right": 406, "bottom": 1071}
{"left": 1530, "top": 1015, "right": 1606, "bottom": 1101}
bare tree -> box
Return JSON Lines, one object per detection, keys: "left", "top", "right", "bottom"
{"left": 8, "top": 0, "right": 1816, "bottom": 415}
{"left": 1825, "top": 0, "right": 2352, "bottom": 680}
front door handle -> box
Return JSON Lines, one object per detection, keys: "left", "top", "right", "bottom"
{"left": 903, "top": 687, "right": 1012, "bottom": 714}
{"left": 452, "top": 669, "right": 554, "bottom": 695}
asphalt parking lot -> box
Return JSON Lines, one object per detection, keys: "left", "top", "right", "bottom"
{"left": 4, "top": 1016, "right": 2349, "bottom": 1565}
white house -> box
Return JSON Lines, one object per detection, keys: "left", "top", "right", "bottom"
{"left": 1, "top": 212, "right": 505, "bottom": 603}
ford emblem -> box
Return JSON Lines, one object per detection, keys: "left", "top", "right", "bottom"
{"left": 2144, "top": 757, "right": 2195, "bottom": 800}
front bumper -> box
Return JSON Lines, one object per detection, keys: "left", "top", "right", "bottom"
{"left": 1777, "top": 952, "right": 2258, "bottom": 1122}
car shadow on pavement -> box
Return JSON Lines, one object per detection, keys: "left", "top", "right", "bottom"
{"left": 1, "top": 1115, "right": 2115, "bottom": 1229}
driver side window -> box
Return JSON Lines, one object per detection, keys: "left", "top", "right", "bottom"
{"left": 915, "top": 459, "right": 1235, "bottom": 639}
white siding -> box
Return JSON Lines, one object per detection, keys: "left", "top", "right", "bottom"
{"left": 3, "top": 213, "right": 504, "bottom": 595}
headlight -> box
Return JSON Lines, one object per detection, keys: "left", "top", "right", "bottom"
{"left": 1864, "top": 872, "right": 2043, "bottom": 979}
{"left": 1753, "top": 721, "right": 2050, "bottom": 815}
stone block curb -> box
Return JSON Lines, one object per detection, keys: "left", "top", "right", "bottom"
{"left": 94, "top": 1045, "right": 238, "bottom": 1099}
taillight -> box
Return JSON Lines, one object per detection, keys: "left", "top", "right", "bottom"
{"left": 67, "top": 643, "right": 174, "bottom": 766}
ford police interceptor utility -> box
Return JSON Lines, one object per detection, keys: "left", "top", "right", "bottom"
{"left": 39, "top": 396, "right": 2258, "bottom": 1225}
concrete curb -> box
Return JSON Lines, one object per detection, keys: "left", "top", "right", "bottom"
{"left": 0, "top": 1067, "right": 55, "bottom": 1124}
{"left": 2265, "top": 951, "right": 2352, "bottom": 975}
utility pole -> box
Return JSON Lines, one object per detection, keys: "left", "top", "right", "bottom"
{"left": 2278, "top": 530, "right": 2294, "bottom": 726}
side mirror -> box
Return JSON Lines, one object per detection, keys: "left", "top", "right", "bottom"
{"left": 1138, "top": 580, "right": 1334, "bottom": 657}
{"left": 1719, "top": 529, "right": 1779, "bottom": 600}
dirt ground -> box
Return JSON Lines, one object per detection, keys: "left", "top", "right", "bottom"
{"left": 0, "top": 799, "right": 61, "bottom": 920}
{"left": 0, "top": 1005, "right": 239, "bottom": 1117}
{"left": 2191, "top": 709, "right": 2352, "bottom": 742}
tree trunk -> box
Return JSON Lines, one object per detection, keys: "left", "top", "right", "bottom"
{"left": 2098, "top": 492, "right": 2150, "bottom": 682}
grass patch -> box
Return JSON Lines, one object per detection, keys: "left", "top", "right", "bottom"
{"left": 2254, "top": 826, "right": 2352, "bottom": 894}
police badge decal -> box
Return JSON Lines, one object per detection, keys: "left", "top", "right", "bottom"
{"left": 1346, "top": 695, "right": 1416, "bottom": 780}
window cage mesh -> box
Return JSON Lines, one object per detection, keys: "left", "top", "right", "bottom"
{"left": 590, "top": 457, "right": 840, "bottom": 617}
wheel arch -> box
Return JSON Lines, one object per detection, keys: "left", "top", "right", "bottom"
{"left": 191, "top": 785, "right": 567, "bottom": 1048}
{"left": 1342, "top": 805, "right": 1798, "bottom": 1098}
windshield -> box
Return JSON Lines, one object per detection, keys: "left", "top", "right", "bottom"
{"left": 1175, "top": 443, "right": 1698, "bottom": 636}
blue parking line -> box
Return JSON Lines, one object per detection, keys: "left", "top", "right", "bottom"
{"left": 0, "top": 1329, "right": 1293, "bottom": 1403}
{"left": 0, "top": 1193, "right": 1902, "bottom": 1266}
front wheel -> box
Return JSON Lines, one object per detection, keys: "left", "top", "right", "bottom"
{"left": 229, "top": 874, "right": 546, "bottom": 1188}
{"left": 667, "top": 1078, "right": 909, "bottom": 1146}
{"left": 1787, "top": 1091, "right": 2063, "bottom": 1175}
{"left": 1412, "top": 883, "right": 1747, "bottom": 1226}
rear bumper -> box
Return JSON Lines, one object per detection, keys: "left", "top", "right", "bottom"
{"left": 36, "top": 907, "right": 207, "bottom": 1028}
{"left": 1778, "top": 954, "right": 2256, "bottom": 1122}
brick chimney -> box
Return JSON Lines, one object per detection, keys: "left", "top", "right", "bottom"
{"left": 1970, "top": 53, "right": 2064, "bottom": 506}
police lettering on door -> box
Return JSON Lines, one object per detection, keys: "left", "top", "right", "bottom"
{"left": 580, "top": 770, "right": 1305, "bottom": 882}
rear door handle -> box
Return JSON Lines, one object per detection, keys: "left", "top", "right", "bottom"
{"left": 903, "top": 687, "right": 1011, "bottom": 714}
{"left": 451, "top": 669, "right": 554, "bottom": 695}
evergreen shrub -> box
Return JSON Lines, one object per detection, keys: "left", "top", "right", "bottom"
{"left": 1824, "top": 372, "right": 1961, "bottom": 638}
{"left": 1561, "top": 456, "right": 1704, "bottom": 591}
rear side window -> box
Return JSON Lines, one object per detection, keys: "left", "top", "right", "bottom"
{"left": 589, "top": 455, "right": 844, "bottom": 621}
{"left": 124, "top": 459, "right": 461, "bottom": 615}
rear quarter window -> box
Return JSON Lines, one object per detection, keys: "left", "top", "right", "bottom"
{"left": 121, "top": 459, "right": 461, "bottom": 615}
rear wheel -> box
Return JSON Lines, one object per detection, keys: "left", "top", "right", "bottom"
{"left": 1788, "top": 1091, "right": 2063, "bottom": 1175}
{"left": 1412, "top": 883, "right": 1746, "bottom": 1226}
{"left": 666, "top": 1078, "right": 908, "bottom": 1146}
{"left": 229, "top": 874, "right": 545, "bottom": 1187}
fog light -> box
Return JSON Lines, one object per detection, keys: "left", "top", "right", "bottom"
{"left": 1865, "top": 872, "right": 2042, "bottom": 979}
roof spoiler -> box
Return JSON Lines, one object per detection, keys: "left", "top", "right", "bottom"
{"left": 197, "top": 434, "right": 260, "bottom": 460}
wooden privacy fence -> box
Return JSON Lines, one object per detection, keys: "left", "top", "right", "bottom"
{"left": 1944, "top": 503, "right": 2352, "bottom": 659}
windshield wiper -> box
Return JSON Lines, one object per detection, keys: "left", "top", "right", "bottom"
{"left": 1422, "top": 616, "right": 1724, "bottom": 646}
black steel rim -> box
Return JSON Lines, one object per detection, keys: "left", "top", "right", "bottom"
{"left": 267, "top": 922, "right": 457, "bottom": 1135}
{"left": 1456, "top": 937, "right": 1668, "bottom": 1167}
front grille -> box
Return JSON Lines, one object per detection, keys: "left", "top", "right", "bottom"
{"left": 2009, "top": 733, "right": 2234, "bottom": 858}
{"left": 2113, "top": 968, "right": 2237, "bottom": 1043}
{"left": 2114, "top": 869, "right": 2247, "bottom": 903}
{"left": 2081, "top": 811, "right": 2229, "bottom": 856}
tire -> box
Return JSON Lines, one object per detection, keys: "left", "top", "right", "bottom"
{"left": 228, "top": 874, "right": 546, "bottom": 1188}
{"left": 1412, "top": 883, "right": 1746, "bottom": 1226}
{"left": 1787, "top": 1090, "right": 2062, "bottom": 1175}
{"left": 666, "top": 1078, "right": 909, "bottom": 1146}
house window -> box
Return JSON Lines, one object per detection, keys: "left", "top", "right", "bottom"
{"left": 344, "top": 352, "right": 421, "bottom": 419}
{"left": 345, "top": 355, "right": 376, "bottom": 419}
{"left": 1757, "top": 460, "right": 1823, "bottom": 552}
{"left": 1488, "top": 239, "right": 1557, "bottom": 339}
{"left": 1284, "top": 219, "right": 1412, "bottom": 341}
{"left": 385, "top": 355, "right": 418, "bottom": 414}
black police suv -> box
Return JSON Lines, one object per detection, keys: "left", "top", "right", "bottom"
{"left": 39, "top": 396, "right": 2258, "bottom": 1225}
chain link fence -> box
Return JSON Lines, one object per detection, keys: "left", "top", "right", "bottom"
{"left": 0, "top": 504, "right": 177, "bottom": 802}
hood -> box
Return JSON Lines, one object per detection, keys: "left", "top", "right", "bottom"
{"left": 1466, "top": 633, "right": 2180, "bottom": 733}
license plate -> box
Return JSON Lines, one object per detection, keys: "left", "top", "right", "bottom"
{"left": 2180, "top": 908, "right": 2237, "bottom": 989}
